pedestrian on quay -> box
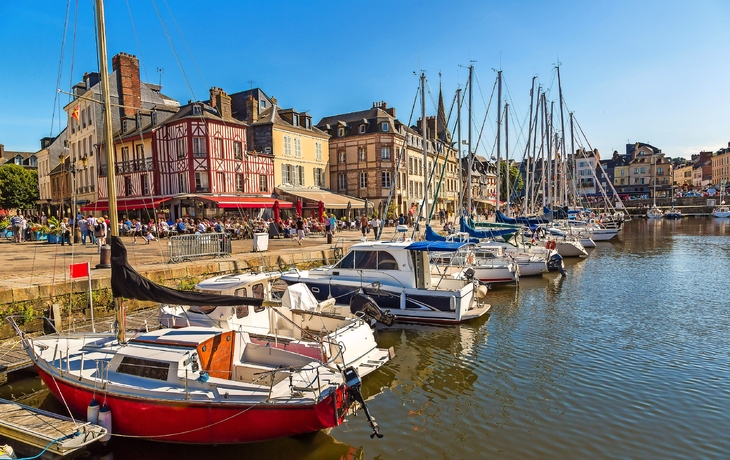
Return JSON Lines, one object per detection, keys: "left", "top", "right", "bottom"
{"left": 10, "top": 211, "right": 23, "bottom": 243}
{"left": 296, "top": 216, "right": 305, "bottom": 245}
{"left": 360, "top": 214, "right": 368, "bottom": 239}
{"left": 95, "top": 217, "right": 107, "bottom": 253}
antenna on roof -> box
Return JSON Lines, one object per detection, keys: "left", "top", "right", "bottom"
{"left": 248, "top": 80, "right": 254, "bottom": 91}
{"left": 157, "top": 68, "right": 164, "bottom": 87}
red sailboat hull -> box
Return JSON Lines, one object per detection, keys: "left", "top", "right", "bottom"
{"left": 37, "top": 366, "right": 349, "bottom": 444}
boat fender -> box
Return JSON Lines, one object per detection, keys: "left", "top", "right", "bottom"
{"left": 467, "top": 254, "right": 474, "bottom": 265}
{"left": 0, "top": 445, "right": 14, "bottom": 460}
{"left": 87, "top": 397, "right": 100, "bottom": 424}
{"left": 197, "top": 371, "right": 209, "bottom": 383}
{"left": 476, "top": 284, "right": 489, "bottom": 300}
{"left": 98, "top": 404, "right": 112, "bottom": 443}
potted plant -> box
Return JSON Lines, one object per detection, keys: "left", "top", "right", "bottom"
{"left": 46, "top": 217, "right": 62, "bottom": 244}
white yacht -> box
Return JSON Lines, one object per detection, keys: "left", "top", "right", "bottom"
{"left": 280, "top": 241, "right": 491, "bottom": 325}
{"left": 646, "top": 205, "right": 663, "bottom": 219}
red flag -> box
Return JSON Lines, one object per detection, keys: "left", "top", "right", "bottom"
{"left": 69, "top": 262, "right": 89, "bottom": 279}
{"left": 71, "top": 105, "right": 80, "bottom": 121}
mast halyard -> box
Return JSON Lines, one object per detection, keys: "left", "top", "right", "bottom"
{"left": 94, "top": 0, "right": 124, "bottom": 343}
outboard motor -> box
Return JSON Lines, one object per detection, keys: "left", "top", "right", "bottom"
{"left": 547, "top": 252, "right": 566, "bottom": 276}
{"left": 343, "top": 366, "right": 383, "bottom": 439}
{"left": 463, "top": 267, "right": 476, "bottom": 282}
{"left": 350, "top": 293, "right": 396, "bottom": 326}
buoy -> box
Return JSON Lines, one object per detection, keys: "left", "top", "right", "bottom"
{"left": 98, "top": 404, "right": 112, "bottom": 443}
{"left": 476, "top": 285, "right": 489, "bottom": 299}
{"left": 87, "top": 397, "right": 100, "bottom": 424}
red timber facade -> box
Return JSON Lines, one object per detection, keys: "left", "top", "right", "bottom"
{"left": 153, "top": 89, "right": 274, "bottom": 214}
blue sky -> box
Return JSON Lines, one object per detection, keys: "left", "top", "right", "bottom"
{"left": 1, "top": 0, "right": 729, "bottom": 160}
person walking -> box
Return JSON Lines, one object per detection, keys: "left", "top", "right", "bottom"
{"left": 79, "top": 215, "right": 88, "bottom": 245}
{"left": 295, "top": 216, "right": 305, "bottom": 245}
{"left": 360, "top": 214, "right": 368, "bottom": 239}
{"left": 371, "top": 215, "right": 380, "bottom": 238}
{"left": 10, "top": 211, "right": 23, "bottom": 243}
{"left": 95, "top": 217, "right": 107, "bottom": 253}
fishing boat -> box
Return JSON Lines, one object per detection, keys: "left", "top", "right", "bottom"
{"left": 280, "top": 241, "right": 491, "bottom": 325}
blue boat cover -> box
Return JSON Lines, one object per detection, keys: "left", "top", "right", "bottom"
{"left": 425, "top": 225, "right": 447, "bottom": 241}
{"left": 460, "top": 217, "right": 518, "bottom": 238}
{"left": 406, "top": 241, "right": 467, "bottom": 252}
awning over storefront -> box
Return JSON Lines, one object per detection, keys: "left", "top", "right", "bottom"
{"left": 195, "top": 196, "right": 293, "bottom": 209}
{"left": 275, "top": 187, "right": 367, "bottom": 209}
{"left": 80, "top": 197, "right": 171, "bottom": 212}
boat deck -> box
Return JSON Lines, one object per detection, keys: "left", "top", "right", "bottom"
{"left": 0, "top": 307, "right": 162, "bottom": 383}
{"left": 0, "top": 397, "right": 106, "bottom": 459}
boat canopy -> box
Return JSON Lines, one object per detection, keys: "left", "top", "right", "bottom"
{"left": 406, "top": 241, "right": 467, "bottom": 252}
{"left": 460, "top": 217, "right": 520, "bottom": 238}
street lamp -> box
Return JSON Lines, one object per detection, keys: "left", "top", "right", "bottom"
{"left": 60, "top": 154, "right": 89, "bottom": 243}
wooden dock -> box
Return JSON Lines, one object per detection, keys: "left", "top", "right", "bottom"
{"left": 0, "top": 398, "right": 106, "bottom": 459}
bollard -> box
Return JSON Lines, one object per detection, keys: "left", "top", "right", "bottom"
{"left": 96, "top": 244, "right": 112, "bottom": 269}
{"left": 326, "top": 231, "right": 333, "bottom": 245}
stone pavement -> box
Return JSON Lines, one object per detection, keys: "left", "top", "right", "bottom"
{"left": 0, "top": 227, "right": 402, "bottom": 303}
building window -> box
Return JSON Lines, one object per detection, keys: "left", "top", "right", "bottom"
{"left": 141, "top": 175, "right": 149, "bottom": 195}
{"left": 381, "top": 171, "right": 391, "bottom": 188}
{"left": 294, "top": 138, "right": 301, "bottom": 158}
{"left": 284, "top": 136, "right": 292, "bottom": 157}
{"left": 192, "top": 105, "right": 202, "bottom": 115}
{"left": 215, "top": 138, "right": 224, "bottom": 158}
{"left": 195, "top": 172, "right": 208, "bottom": 192}
{"left": 640, "top": 167, "right": 646, "bottom": 174}
{"left": 234, "top": 141, "right": 243, "bottom": 159}
{"left": 338, "top": 172, "right": 346, "bottom": 190}
{"left": 657, "top": 167, "right": 664, "bottom": 175}
{"left": 298, "top": 165, "right": 305, "bottom": 186}
{"left": 236, "top": 173, "right": 244, "bottom": 191}
{"left": 292, "top": 114, "right": 299, "bottom": 127}
{"left": 193, "top": 137, "right": 206, "bottom": 157}
{"left": 260, "top": 174, "right": 267, "bottom": 192}
{"left": 360, "top": 171, "right": 368, "bottom": 188}
{"left": 359, "top": 147, "right": 366, "bottom": 162}
{"left": 359, "top": 124, "right": 367, "bottom": 134}
{"left": 338, "top": 151, "right": 346, "bottom": 164}
{"left": 381, "top": 122, "right": 388, "bottom": 132}
{"left": 282, "top": 164, "right": 291, "bottom": 184}
{"left": 315, "top": 142, "right": 322, "bottom": 162}
{"left": 176, "top": 138, "right": 186, "bottom": 159}
{"left": 338, "top": 127, "right": 345, "bottom": 137}
{"left": 381, "top": 146, "right": 390, "bottom": 160}
{"left": 124, "top": 177, "right": 132, "bottom": 196}
{"left": 121, "top": 146, "right": 129, "bottom": 163}
{"left": 634, "top": 168, "right": 639, "bottom": 174}
{"left": 217, "top": 172, "right": 225, "bottom": 193}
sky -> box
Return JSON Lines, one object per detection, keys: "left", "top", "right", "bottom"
{"left": 1, "top": 0, "right": 729, "bottom": 160}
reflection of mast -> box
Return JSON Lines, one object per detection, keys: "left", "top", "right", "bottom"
{"left": 94, "top": 0, "right": 124, "bottom": 342}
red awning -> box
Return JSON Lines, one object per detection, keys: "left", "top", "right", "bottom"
{"left": 196, "top": 196, "right": 293, "bottom": 209}
{"left": 80, "top": 197, "right": 171, "bottom": 212}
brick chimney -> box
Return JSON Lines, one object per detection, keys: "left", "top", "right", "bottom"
{"left": 245, "top": 95, "right": 259, "bottom": 124}
{"left": 112, "top": 53, "right": 141, "bottom": 119}
{"left": 0, "top": 144, "right": 4, "bottom": 159}
{"left": 213, "top": 87, "right": 232, "bottom": 120}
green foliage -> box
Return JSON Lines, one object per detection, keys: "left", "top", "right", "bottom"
{"left": 386, "top": 201, "right": 397, "bottom": 220}
{"left": 0, "top": 165, "right": 39, "bottom": 210}
{"left": 46, "top": 216, "right": 62, "bottom": 235}
{"left": 498, "top": 161, "right": 524, "bottom": 201}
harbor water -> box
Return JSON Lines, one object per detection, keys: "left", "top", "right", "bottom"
{"left": 19, "top": 217, "right": 730, "bottom": 459}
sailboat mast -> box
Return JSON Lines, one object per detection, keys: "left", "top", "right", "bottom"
{"left": 421, "top": 72, "right": 429, "bottom": 224}
{"left": 467, "top": 65, "right": 474, "bottom": 216}
{"left": 540, "top": 92, "right": 547, "bottom": 208}
{"left": 524, "top": 77, "right": 536, "bottom": 215}
{"left": 496, "top": 70, "right": 502, "bottom": 216}
{"left": 505, "top": 102, "right": 510, "bottom": 217}
{"left": 456, "top": 88, "right": 463, "bottom": 221}
{"left": 557, "top": 64, "right": 568, "bottom": 206}
{"left": 95, "top": 0, "right": 124, "bottom": 343}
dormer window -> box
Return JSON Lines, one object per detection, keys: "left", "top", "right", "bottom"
{"left": 338, "top": 127, "right": 345, "bottom": 137}
{"left": 292, "top": 114, "right": 299, "bottom": 126}
{"left": 381, "top": 122, "right": 389, "bottom": 132}
{"left": 192, "top": 105, "right": 202, "bottom": 115}
{"left": 359, "top": 125, "right": 367, "bottom": 134}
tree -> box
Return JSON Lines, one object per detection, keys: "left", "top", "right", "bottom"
{"left": 0, "top": 165, "right": 39, "bottom": 211}
{"left": 498, "top": 161, "right": 524, "bottom": 203}
{"left": 386, "top": 200, "right": 397, "bottom": 220}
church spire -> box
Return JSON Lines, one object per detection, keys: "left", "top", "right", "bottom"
{"left": 437, "top": 73, "right": 451, "bottom": 143}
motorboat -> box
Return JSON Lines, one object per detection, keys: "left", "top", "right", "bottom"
{"left": 159, "top": 276, "right": 395, "bottom": 379}
{"left": 474, "top": 242, "right": 547, "bottom": 277}
{"left": 430, "top": 244, "right": 519, "bottom": 285}
{"left": 711, "top": 205, "right": 730, "bottom": 218}
{"left": 280, "top": 241, "right": 491, "bottom": 325}
{"left": 8, "top": 237, "right": 384, "bottom": 443}
{"left": 663, "top": 207, "right": 684, "bottom": 219}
